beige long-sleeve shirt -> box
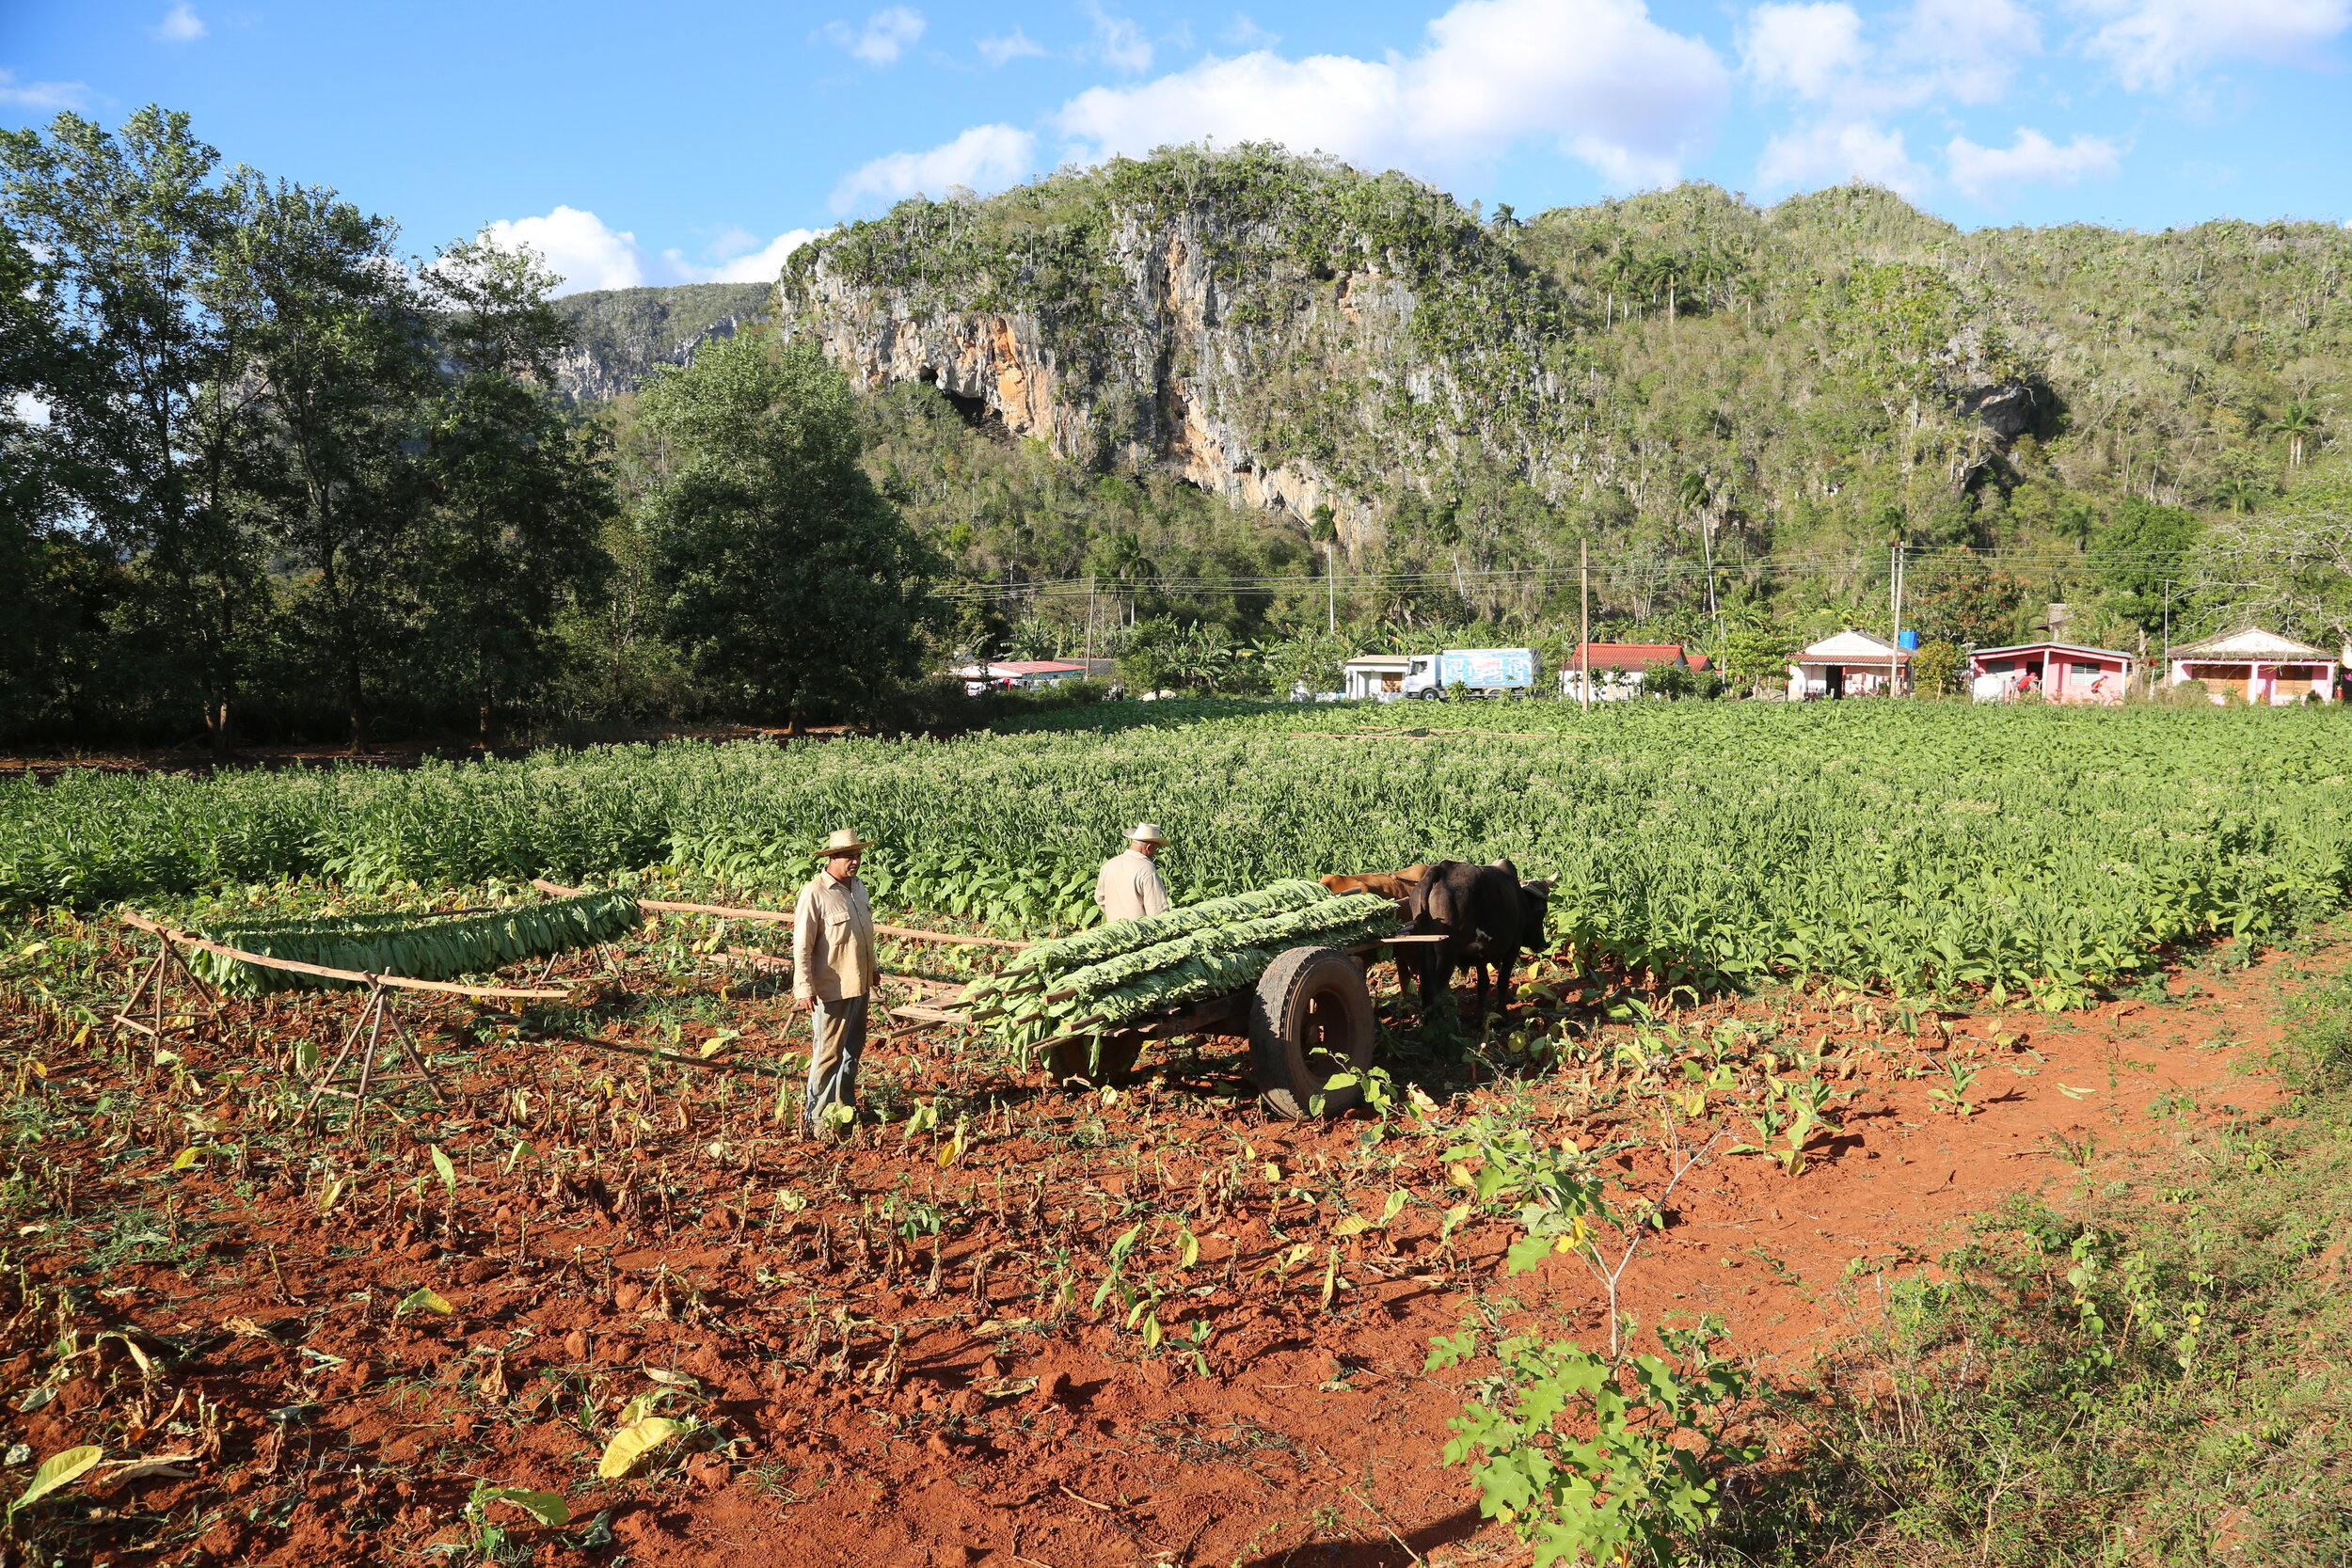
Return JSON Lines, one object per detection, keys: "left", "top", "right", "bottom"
{"left": 1093, "top": 848, "right": 1169, "bottom": 924}
{"left": 792, "top": 869, "right": 876, "bottom": 1003}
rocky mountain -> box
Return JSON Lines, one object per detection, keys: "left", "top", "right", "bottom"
{"left": 771, "top": 146, "right": 2352, "bottom": 588}
{"left": 550, "top": 281, "right": 771, "bottom": 404}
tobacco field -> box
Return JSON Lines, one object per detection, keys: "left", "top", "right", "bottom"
{"left": 9, "top": 701, "right": 2352, "bottom": 1006}
{"left": 0, "top": 699, "right": 2344, "bottom": 1565}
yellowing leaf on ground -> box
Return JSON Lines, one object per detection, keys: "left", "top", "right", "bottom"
{"left": 9, "top": 1445, "right": 103, "bottom": 1520}
{"left": 596, "top": 1417, "right": 680, "bottom": 1479}
{"left": 429, "top": 1146, "right": 457, "bottom": 1192}
{"left": 396, "top": 1287, "right": 453, "bottom": 1317}
{"left": 1330, "top": 1215, "right": 1372, "bottom": 1238}
{"left": 169, "top": 1148, "right": 200, "bottom": 1170}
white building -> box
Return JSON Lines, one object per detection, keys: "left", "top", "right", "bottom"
{"left": 1340, "top": 655, "right": 1417, "bottom": 702}
{"left": 1788, "top": 630, "right": 1910, "bottom": 700}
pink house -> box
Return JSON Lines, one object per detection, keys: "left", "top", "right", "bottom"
{"left": 1969, "top": 641, "right": 2136, "bottom": 704}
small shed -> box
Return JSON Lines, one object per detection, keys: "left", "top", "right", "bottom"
{"left": 2168, "top": 627, "right": 2341, "bottom": 705}
{"left": 1341, "top": 655, "right": 1417, "bottom": 702}
{"left": 1968, "top": 641, "right": 2135, "bottom": 705}
{"left": 1559, "top": 642, "right": 1692, "bottom": 701}
{"left": 1788, "top": 630, "right": 1908, "bottom": 700}
{"left": 956, "top": 660, "right": 1091, "bottom": 692}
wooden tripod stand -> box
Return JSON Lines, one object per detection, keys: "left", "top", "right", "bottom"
{"left": 302, "top": 978, "right": 450, "bottom": 1130}
{"left": 113, "top": 931, "right": 221, "bottom": 1043}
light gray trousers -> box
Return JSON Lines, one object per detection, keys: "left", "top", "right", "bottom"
{"left": 804, "top": 992, "right": 868, "bottom": 1133}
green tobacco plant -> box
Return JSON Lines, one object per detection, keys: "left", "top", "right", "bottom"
{"left": 191, "top": 890, "right": 639, "bottom": 994}
{"left": 1429, "top": 1319, "right": 1756, "bottom": 1568}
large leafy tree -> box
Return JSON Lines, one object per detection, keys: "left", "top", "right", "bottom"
{"left": 414, "top": 236, "right": 615, "bottom": 737}
{"left": 641, "top": 334, "right": 941, "bottom": 727}
{"left": 2093, "top": 500, "right": 2202, "bottom": 634}
{"left": 209, "top": 170, "right": 436, "bottom": 746}
{"left": 0, "top": 107, "right": 263, "bottom": 745}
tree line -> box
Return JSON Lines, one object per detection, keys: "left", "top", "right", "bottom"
{"left": 0, "top": 107, "right": 937, "bottom": 750}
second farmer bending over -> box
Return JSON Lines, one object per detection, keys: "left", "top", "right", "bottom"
{"left": 1094, "top": 822, "right": 1170, "bottom": 923}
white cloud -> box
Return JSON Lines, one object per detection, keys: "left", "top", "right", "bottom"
{"left": 11, "top": 391, "right": 50, "bottom": 427}
{"left": 1742, "top": 2, "right": 1867, "bottom": 99}
{"left": 2074, "top": 0, "right": 2352, "bottom": 90}
{"left": 700, "top": 228, "right": 821, "bottom": 282}
{"left": 1756, "top": 119, "right": 1930, "bottom": 193}
{"left": 483, "top": 207, "right": 647, "bottom": 293}
{"left": 1947, "top": 128, "right": 2123, "bottom": 199}
{"left": 1221, "top": 14, "right": 1281, "bottom": 49}
{"left": 1745, "top": 0, "right": 2038, "bottom": 110}
{"left": 1052, "top": 0, "right": 1727, "bottom": 190}
{"left": 978, "top": 26, "right": 1047, "bottom": 66}
{"left": 1088, "top": 4, "right": 1156, "bottom": 72}
{"left": 822, "top": 7, "right": 927, "bottom": 67}
{"left": 1897, "top": 0, "right": 2039, "bottom": 103}
{"left": 0, "top": 70, "right": 92, "bottom": 110}
{"left": 832, "top": 123, "right": 1039, "bottom": 212}
{"left": 478, "top": 208, "right": 822, "bottom": 294}
{"left": 152, "top": 3, "right": 206, "bottom": 42}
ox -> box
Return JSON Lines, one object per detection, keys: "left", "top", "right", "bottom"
{"left": 1405, "top": 858, "right": 1550, "bottom": 1027}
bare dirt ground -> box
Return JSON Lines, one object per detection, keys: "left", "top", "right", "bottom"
{"left": 0, "top": 923, "right": 2296, "bottom": 1567}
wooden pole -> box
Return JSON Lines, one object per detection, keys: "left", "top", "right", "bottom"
{"left": 530, "top": 879, "right": 1029, "bottom": 949}
{"left": 117, "top": 911, "right": 575, "bottom": 999}
{"left": 1580, "top": 538, "right": 1591, "bottom": 713}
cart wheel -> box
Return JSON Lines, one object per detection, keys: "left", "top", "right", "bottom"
{"left": 1048, "top": 1033, "right": 1144, "bottom": 1086}
{"left": 1249, "top": 945, "right": 1375, "bottom": 1119}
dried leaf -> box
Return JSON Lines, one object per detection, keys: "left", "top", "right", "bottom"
{"left": 596, "top": 1417, "right": 680, "bottom": 1479}
{"left": 978, "top": 1376, "right": 1040, "bottom": 1400}
{"left": 643, "top": 1369, "right": 698, "bottom": 1388}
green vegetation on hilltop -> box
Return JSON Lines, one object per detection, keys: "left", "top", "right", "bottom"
{"left": 791, "top": 149, "right": 2352, "bottom": 658}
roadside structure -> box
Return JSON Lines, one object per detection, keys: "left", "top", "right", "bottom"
{"left": 1557, "top": 642, "right": 1704, "bottom": 701}
{"left": 1968, "top": 641, "right": 2136, "bottom": 704}
{"left": 2167, "top": 627, "right": 2341, "bottom": 704}
{"left": 952, "top": 659, "right": 1095, "bottom": 694}
{"left": 1788, "top": 630, "right": 1909, "bottom": 699}
{"left": 1340, "top": 655, "right": 1416, "bottom": 701}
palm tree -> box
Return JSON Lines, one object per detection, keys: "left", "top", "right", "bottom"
{"left": 2278, "top": 400, "right": 2324, "bottom": 468}
{"left": 1677, "top": 471, "right": 1721, "bottom": 634}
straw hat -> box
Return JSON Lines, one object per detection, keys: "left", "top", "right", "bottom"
{"left": 1125, "top": 822, "right": 1168, "bottom": 845}
{"left": 817, "top": 828, "right": 874, "bottom": 857}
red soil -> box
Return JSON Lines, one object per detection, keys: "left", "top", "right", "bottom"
{"left": 1, "top": 947, "right": 2295, "bottom": 1567}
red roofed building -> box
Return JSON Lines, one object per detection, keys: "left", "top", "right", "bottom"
{"left": 1560, "top": 642, "right": 1698, "bottom": 701}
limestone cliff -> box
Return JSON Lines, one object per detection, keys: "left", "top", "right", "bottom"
{"left": 778, "top": 149, "right": 1572, "bottom": 553}
{"left": 550, "top": 282, "right": 771, "bottom": 404}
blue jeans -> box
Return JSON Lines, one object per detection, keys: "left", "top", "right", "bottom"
{"left": 804, "top": 993, "right": 868, "bottom": 1135}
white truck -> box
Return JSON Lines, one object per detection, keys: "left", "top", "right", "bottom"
{"left": 1400, "top": 648, "right": 1542, "bottom": 700}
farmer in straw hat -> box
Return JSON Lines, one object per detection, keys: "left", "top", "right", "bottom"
{"left": 793, "top": 828, "right": 878, "bottom": 1138}
{"left": 1094, "top": 822, "right": 1170, "bottom": 924}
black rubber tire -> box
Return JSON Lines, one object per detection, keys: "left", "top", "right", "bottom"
{"left": 1248, "top": 945, "right": 1375, "bottom": 1119}
{"left": 1047, "top": 1033, "right": 1144, "bottom": 1085}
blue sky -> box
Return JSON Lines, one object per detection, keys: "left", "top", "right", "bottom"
{"left": 5, "top": 0, "right": 2348, "bottom": 293}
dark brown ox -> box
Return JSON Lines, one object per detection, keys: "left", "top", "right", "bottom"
{"left": 1405, "top": 858, "right": 1550, "bottom": 1026}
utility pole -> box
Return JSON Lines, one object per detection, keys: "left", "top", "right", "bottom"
{"left": 1580, "top": 538, "right": 1591, "bottom": 713}
{"left": 1327, "top": 544, "right": 1336, "bottom": 635}
{"left": 1888, "top": 534, "right": 1906, "bottom": 697}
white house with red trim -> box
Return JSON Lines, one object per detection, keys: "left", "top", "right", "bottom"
{"left": 1788, "top": 630, "right": 1909, "bottom": 699}
{"left": 2168, "top": 627, "right": 2341, "bottom": 704}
